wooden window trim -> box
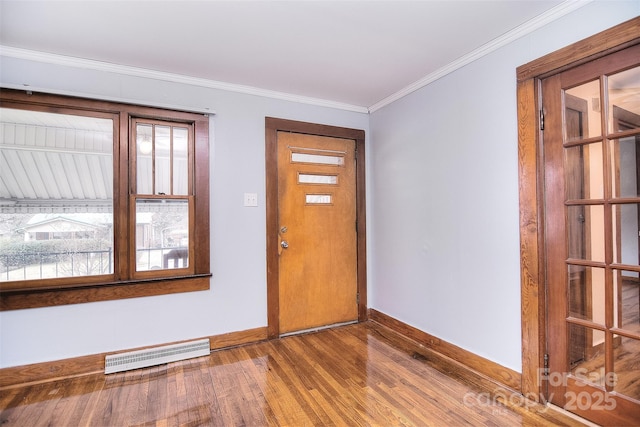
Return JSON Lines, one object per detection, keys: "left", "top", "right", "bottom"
{"left": 516, "top": 17, "right": 640, "bottom": 398}
{"left": 0, "top": 89, "right": 211, "bottom": 310}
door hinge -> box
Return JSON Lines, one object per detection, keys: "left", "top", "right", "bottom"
{"left": 543, "top": 353, "right": 549, "bottom": 378}
{"left": 356, "top": 293, "right": 360, "bottom": 304}
{"left": 540, "top": 109, "right": 545, "bottom": 131}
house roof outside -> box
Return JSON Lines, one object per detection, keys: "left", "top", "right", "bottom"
{"left": 18, "top": 214, "right": 111, "bottom": 233}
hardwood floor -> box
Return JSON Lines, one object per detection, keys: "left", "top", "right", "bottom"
{"left": 0, "top": 322, "right": 587, "bottom": 426}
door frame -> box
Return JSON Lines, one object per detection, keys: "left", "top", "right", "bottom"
{"left": 516, "top": 16, "right": 640, "bottom": 401}
{"left": 265, "top": 117, "right": 367, "bottom": 338}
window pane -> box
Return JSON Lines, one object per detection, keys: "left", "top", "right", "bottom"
{"left": 0, "top": 108, "right": 114, "bottom": 281}
{"left": 155, "top": 126, "right": 171, "bottom": 196}
{"left": 135, "top": 198, "right": 189, "bottom": 271}
{"left": 609, "top": 66, "right": 640, "bottom": 134}
{"left": 0, "top": 213, "right": 113, "bottom": 281}
{"left": 137, "top": 123, "right": 190, "bottom": 196}
{"left": 291, "top": 152, "right": 344, "bottom": 166}
{"left": 565, "top": 80, "right": 601, "bottom": 141}
{"left": 306, "top": 194, "right": 332, "bottom": 204}
{"left": 136, "top": 124, "right": 153, "bottom": 195}
{"left": 173, "top": 127, "right": 189, "bottom": 195}
{"left": 298, "top": 174, "right": 338, "bottom": 185}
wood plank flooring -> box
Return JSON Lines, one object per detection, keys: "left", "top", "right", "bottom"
{"left": 0, "top": 322, "right": 587, "bottom": 426}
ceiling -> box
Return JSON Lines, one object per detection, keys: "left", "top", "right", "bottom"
{"left": 0, "top": 0, "right": 573, "bottom": 111}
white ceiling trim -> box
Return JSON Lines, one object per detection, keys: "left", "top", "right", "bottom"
{"left": 368, "top": 0, "right": 592, "bottom": 112}
{"left": 0, "top": 0, "right": 590, "bottom": 115}
{"left": 0, "top": 46, "right": 369, "bottom": 114}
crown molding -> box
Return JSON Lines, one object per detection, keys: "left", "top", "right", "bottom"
{"left": 368, "top": 0, "right": 593, "bottom": 113}
{"left": 0, "top": 1, "right": 591, "bottom": 115}
{"left": 0, "top": 46, "right": 369, "bottom": 115}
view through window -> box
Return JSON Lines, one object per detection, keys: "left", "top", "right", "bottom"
{"left": 0, "top": 108, "right": 114, "bottom": 282}
{"left": 0, "top": 90, "right": 211, "bottom": 309}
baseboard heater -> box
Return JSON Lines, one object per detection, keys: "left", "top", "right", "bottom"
{"left": 105, "top": 338, "right": 210, "bottom": 374}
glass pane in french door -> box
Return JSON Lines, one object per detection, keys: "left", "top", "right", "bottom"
{"left": 610, "top": 136, "right": 640, "bottom": 198}
{"left": 608, "top": 65, "right": 640, "bottom": 134}
{"left": 613, "top": 204, "right": 640, "bottom": 266}
{"left": 613, "top": 270, "right": 640, "bottom": 335}
{"left": 568, "top": 323, "right": 606, "bottom": 386}
{"left": 567, "top": 205, "right": 604, "bottom": 262}
{"left": 613, "top": 336, "right": 640, "bottom": 401}
{"left": 565, "top": 80, "right": 602, "bottom": 141}
{"left": 568, "top": 265, "right": 605, "bottom": 323}
{"left": 612, "top": 270, "right": 640, "bottom": 402}
{"left": 565, "top": 142, "right": 604, "bottom": 200}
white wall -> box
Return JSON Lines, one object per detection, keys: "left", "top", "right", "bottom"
{"left": 0, "top": 58, "right": 369, "bottom": 368}
{"left": 368, "top": 1, "right": 639, "bottom": 372}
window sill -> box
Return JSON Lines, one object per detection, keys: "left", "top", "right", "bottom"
{"left": 0, "top": 274, "right": 211, "bottom": 310}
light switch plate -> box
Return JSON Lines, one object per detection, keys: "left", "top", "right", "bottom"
{"left": 244, "top": 192, "right": 258, "bottom": 207}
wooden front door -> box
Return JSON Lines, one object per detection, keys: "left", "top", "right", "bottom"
{"left": 277, "top": 132, "right": 357, "bottom": 334}
{"left": 265, "top": 118, "right": 367, "bottom": 337}
{"left": 542, "top": 44, "right": 640, "bottom": 425}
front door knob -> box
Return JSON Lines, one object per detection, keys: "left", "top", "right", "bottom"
{"left": 281, "top": 240, "right": 289, "bottom": 249}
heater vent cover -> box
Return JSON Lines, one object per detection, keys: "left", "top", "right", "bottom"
{"left": 105, "top": 338, "right": 210, "bottom": 374}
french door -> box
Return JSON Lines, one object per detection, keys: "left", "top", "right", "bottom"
{"left": 542, "top": 44, "right": 640, "bottom": 424}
